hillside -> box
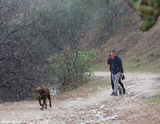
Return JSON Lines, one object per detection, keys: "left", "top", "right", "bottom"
{"left": 0, "top": 0, "right": 160, "bottom": 103}
{"left": 99, "top": 20, "right": 160, "bottom": 61}
{"left": 83, "top": 2, "right": 160, "bottom": 72}
{"left": 20, "top": 0, "right": 160, "bottom": 72}
{"left": 1, "top": 1, "right": 160, "bottom": 123}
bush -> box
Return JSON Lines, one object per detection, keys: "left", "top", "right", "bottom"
{"left": 51, "top": 49, "right": 97, "bottom": 91}
{"left": 129, "top": 0, "right": 160, "bottom": 31}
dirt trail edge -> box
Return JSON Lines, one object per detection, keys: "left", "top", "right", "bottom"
{"left": 0, "top": 72, "right": 160, "bottom": 124}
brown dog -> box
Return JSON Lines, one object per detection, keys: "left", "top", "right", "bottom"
{"left": 35, "top": 86, "right": 52, "bottom": 109}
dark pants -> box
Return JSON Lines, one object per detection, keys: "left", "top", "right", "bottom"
{"left": 110, "top": 73, "right": 125, "bottom": 90}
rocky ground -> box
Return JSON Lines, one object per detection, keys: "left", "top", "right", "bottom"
{"left": 0, "top": 72, "right": 160, "bottom": 124}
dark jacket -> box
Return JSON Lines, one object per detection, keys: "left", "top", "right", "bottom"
{"left": 109, "top": 55, "right": 124, "bottom": 74}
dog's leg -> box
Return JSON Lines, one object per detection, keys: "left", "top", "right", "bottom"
{"left": 39, "top": 98, "right": 42, "bottom": 106}
{"left": 48, "top": 94, "right": 52, "bottom": 108}
{"left": 41, "top": 98, "right": 45, "bottom": 110}
{"left": 44, "top": 97, "right": 47, "bottom": 109}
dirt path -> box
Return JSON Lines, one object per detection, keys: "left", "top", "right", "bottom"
{"left": 0, "top": 72, "right": 160, "bottom": 124}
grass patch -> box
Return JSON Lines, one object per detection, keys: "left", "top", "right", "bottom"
{"left": 90, "top": 47, "right": 160, "bottom": 73}
{"left": 146, "top": 96, "right": 160, "bottom": 108}
{"left": 90, "top": 55, "right": 160, "bottom": 74}
{"left": 124, "top": 58, "right": 150, "bottom": 72}
{"left": 85, "top": 79, "right": 110, "bottom": 88}
{"left": 90, "top": 62, "right": 109, "bottom": 72}
{"left": 147, "top": 96, "right": 160, "bottom": 103}
{"left": 124, "top": 55, "right": 160, "bottom": 73}
{"left": 55, "top": 78, "right": 110, "bottom": 100}
{"left": 123, "top": 48, "right": 160, "bottom": 73}
{"left": 124, "top": 61, "right": 160, "bottom": 73}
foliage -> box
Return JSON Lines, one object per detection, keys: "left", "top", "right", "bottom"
{"left": 86, "top": 0, "right": 134, "bottom": 47}
{"left": 24, "top": 0, "right": 107, "bottom": 91}
{"left": 129, "top": 0, "right": 160, "bottom": 31}
{"left": 26, "top": 0, "right": 110, "bottom": 52}
{"left": 0, "top": 0, "right": 138, "bottom": 102}
{"left": 51, "top": 49, "right": 97, "bottom": 91}
{"left": 0, "top": 0, "right": 54, "bottom": 102}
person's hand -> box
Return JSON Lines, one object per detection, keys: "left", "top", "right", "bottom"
{"left": 122, "top": 74, "right": 125, "bottom": 80}
{"left": 121, "top": 73, "right": 124, "bottom": 76}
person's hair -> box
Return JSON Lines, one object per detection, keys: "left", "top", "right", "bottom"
{"left": 111, "top": 50, "right": 116, "bottom": 53}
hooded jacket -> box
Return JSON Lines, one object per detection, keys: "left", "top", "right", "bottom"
{"left": 109, "top": 55, "right": 124, "bottom": 74}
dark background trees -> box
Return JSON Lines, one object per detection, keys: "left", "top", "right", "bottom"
{"left": 0, "top": 0, "right": 134, "bottom": 102}
{"left": 0, "top": 0, "right": 53, "bottom": 102}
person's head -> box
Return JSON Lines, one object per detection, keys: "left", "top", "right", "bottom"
{"left": 111, "top": 50, "right": 116, "bottom": 58}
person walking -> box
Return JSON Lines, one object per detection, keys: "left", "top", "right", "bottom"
{"left": 107, "top": 54, "right": 114, "bottom": 93}
{"left": 109, "top": 50, "right": 124, "bottom": 96}
{"left": 107, "top": 52, "right": 126, "bottom": 95}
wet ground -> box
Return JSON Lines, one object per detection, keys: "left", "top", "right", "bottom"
{"left": 0, "top": 72, "right": 160, "bottom": 124}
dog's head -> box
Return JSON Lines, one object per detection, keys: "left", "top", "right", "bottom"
{"left": 35, "top": 87, "right": 43, "bottom": 98}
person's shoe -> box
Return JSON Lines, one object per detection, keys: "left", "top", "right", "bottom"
{"left": 119, "top": 89, "right": 122, "bottom": 95}
{"left": 123, "top": 88, "right": 126, "bottom": 94}
{"left": 118, "top": 87, "right": 122, "bottom": 95}
{"left": 113, "top": 93, "right": 118, "bottom": 96}
{"left": 110, "top": 92, "right": 114, "bottom": 95}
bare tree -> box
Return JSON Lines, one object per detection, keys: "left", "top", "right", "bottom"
{"left": 0, "top": 0, "right": 54, "bottom": 102}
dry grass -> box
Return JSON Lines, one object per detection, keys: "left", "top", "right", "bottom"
{"left": 54, "top": 78, "right": 110, "bottom": 101}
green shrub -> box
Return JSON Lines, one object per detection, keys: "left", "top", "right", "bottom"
{"left": 51, "top": 49, "right": 97, "bottom": 91}
{"left": 129, "top": 0, "right": 160, "bottom": 31}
